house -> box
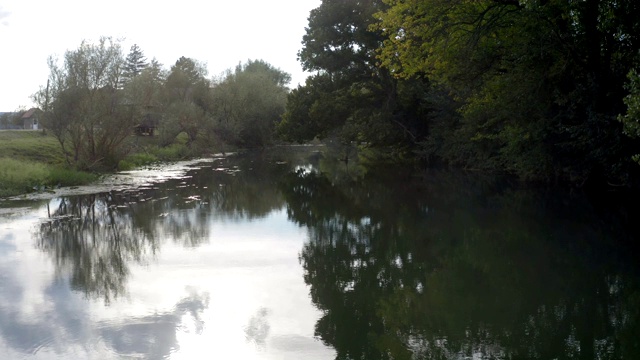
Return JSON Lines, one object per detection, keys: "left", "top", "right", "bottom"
{"left": 134, "top": 113, "right": 161, "bottom": 136}
{"left": 21, "top": 108, "right": 41, "bottom": 130}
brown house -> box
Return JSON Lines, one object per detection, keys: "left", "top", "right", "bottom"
{"left": 22, "top": 108, "right": 41, "bottom": 130}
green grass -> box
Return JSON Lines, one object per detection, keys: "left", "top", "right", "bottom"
{"left": 0, "top": 131, "right": 99, "bottom": 198}
{"left": 0, "top": 130, "right": 224, "bottom": 197}
{"left": 118, "top": 152, "right": 159, "bottom": 171}
{"left": 0, "top": 158, "right": 50, "bottom": 197}
{"left": 0, "top": 130, "right": 64, "bottom": 164}
{"left": 47, "top": 166, "right": 99, "bottom": 187}
{"left": 0, "top": 157, "right": 99, "bottom": 198}
{"left": 150, "top": 143, "right": 191, "bottom": 161}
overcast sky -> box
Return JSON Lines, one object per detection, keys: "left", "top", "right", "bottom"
{"left": 0, "top": 0, "right": 321, "bottom": 111}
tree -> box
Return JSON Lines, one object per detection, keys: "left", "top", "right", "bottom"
{"left": 374, "top": 0, "right": 640, "bottom": 184}
{"left": 278, "top": 0, "right": 431, "bottom": 153}
{"left": 34, "top": 37, "right": 136, "bottom": 170}
{"left": 122, "top": 58, "right": 166, "bottom": 109}
{"left": 121, "top": 44, "right": 148, "bottom": 85}
{"left": 162, "top": 56, "right": 211, "bottom": 145}
{"left": 620, "top": 70, "right": 640, "bottom": 165}
{"left": 209, "top": 60, "right": 290, "bottom": 147}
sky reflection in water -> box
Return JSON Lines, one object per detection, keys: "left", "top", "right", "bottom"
{"left": 0, "top": 150, "right": 334, "bottom": 360}
{"left": 1, "top": 147, "right": 639, "bottom": 360}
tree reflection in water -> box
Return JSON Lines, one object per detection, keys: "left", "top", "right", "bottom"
{"left": 38, "top": 194, "right": 152, "bottom": 304}
{"left": 282, "top": 159, "right": 640, "bottom": 360}
{"left": 30, "top": 147, "right": 640, "bottom": 358}
{"left": 34, "top": 148, "right": 309, "bottom": 304}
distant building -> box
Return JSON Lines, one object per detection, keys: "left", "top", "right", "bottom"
{"left": 22, "top": 108, "right": 41, "bottom": 130}
{"left": 134, "top": 113, "right": 161, "bottom": 136}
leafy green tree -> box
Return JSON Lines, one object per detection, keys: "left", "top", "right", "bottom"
{"left": 209, "top": 60, "right": 290, "bottom": 147}
{"left": 122, "top": 58, "right": 166, "bottom": 109}
{"left": 34, "top": 37, "right": 136, "bottom": 170}
{"left": 278, "top": 0, "right": 432, "bottom": 154}
{"left": 620, "top": 70, "right": 640, "bottom": 164}
{"left": 162, "top": 56, "right": 211, "bottom": 145}
{"left": 374, "top": 0, "right": 640, "bottom": 184}
{"left": 282, "top": 0, "right": 392, "bottom": 145}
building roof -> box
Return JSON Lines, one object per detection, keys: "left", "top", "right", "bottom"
{"left": 21, "top": 108, "right": 39, "bottom": 119}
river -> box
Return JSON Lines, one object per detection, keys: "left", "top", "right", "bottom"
{"left": 0, "top": 146, "right": 638, "bottom": 359}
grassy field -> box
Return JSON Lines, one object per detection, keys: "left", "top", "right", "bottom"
{"left": 0, "top": 130, "right": 98, "bottom": 198}
{"left": 0, "top": 130, "right": 64, "bottom": 164}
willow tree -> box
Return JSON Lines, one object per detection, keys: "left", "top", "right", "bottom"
{"left": 34, "top": 37, "right": 136, "bottom": 170}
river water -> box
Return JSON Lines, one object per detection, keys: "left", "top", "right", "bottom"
{"left": 0, "top": 146, "right": 638, "bottom": 359}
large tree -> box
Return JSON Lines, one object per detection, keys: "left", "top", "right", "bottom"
{"left": 161, "top": 56, "right": 211, "bottom": 145}
{"left": 34, "top": 37, "right": 136, "bottom": 170}
{"left": 278, "top": 0, "right": 433, "bottom": 155}
{"left": 210, "top": 60, "right": 290, "bottom": 147}
{"left": 374, "top": 0, "right": 640, "bottom": 184}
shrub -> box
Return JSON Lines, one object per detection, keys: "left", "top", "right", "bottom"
{"left": 47, "top": 167, "right": 98, "bottom": 187}
{"left": 118, "top": 152, "right": 158, "bottom": 170}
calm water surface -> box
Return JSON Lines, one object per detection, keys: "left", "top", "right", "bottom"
{"left": 0, "top": 146, "right": 639, "bottom": 359}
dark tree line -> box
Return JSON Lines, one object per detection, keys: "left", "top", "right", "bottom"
{"left": 278, "top": 0, "right": 640, "bottom": 187}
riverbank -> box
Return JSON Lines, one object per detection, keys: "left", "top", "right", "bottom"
{"left": 0, "top": 130, "right": 94, "bottom": 197}
{"left": 0, "top": 130, "right": 219, "bottom": 198}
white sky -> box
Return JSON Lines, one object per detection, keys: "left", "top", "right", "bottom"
{"left": 0, "top": 0, "right": 320, "bottom": 111}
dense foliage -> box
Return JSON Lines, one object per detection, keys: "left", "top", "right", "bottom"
{"left": 33, "top": 38, "right": 290, "bottom": 170}
{"left": 210, "top": 60, "right": 290, "bottom": 148}
{"left": 279, "top": 0, "right": 640, "bottom": 186}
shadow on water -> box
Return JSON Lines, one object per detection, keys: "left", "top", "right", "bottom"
{"left": 280, "top": 150, "right": 640, "bottom": 360}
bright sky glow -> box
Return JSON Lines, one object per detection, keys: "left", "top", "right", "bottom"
{"left": 0, "top": 206, "right": 335, "bottom": 359}
{"left": 0, "top": 0, "right": 320, "bottom": 111}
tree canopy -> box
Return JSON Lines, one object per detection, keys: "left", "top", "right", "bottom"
{"left": 34, "top": 37, "right": 135, "bottom": 170}
{"left": 34, "top": 38, "right": 292, "bottom": 170}
{"left": 282, "top": 0, "right": 640, "bottom": 186}
{"left": 210, "top": 60, "right": 291, "bottom": 148}
{"left": 278, "top": 0, "right": 430, "bottom": 152}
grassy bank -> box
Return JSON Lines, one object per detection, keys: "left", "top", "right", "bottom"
{"left": 0, "top": 131, "right": 99, "bottom": 198}
{"left": 0, "top": 130, "right": 227, "bottom": 198}
{"left": 0, "top": 130, "right": 63, "bottom": 164}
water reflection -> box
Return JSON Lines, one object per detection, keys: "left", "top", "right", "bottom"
{"left": 282, "top": 161, "right": 640, "bottom": 359}
{"left": 98, "top": 290, "right": 209, "bottom": 358}
{"left": 2, "top": 146, "right": 639, "bottom": 359}
{"left": 32, "top": 149, "right": 310, "bottom": 304}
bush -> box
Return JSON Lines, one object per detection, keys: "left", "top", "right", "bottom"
{"left": 118, "top": 152, "right": 158, "bottom": 171}
{"left": 47, "top": 167, "right": 98, "bottom": 187}
{"left": 150, "top": 143, "right": 191, "bottom": 161}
